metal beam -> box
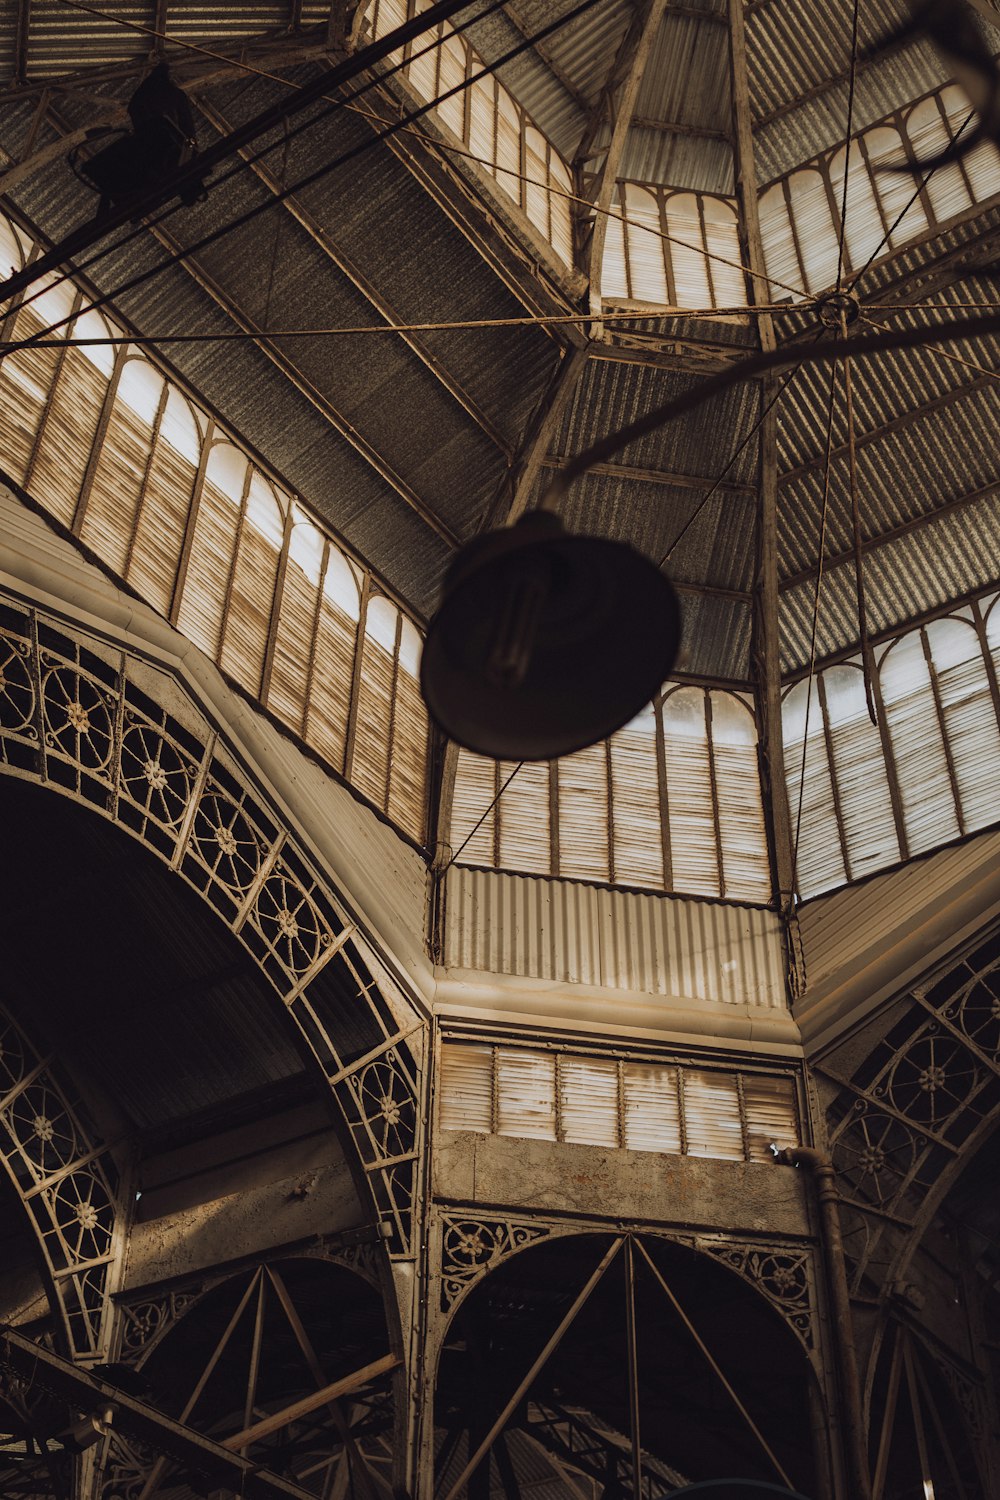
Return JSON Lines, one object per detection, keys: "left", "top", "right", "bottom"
{"left": 0, "top": 1326, "right": 318, "bottom": 1500}
{"left": 585, "top": 0, "right": 670, "bottom": 318}
{"left": 195, "top": 96, "right": 514, "bottom": 461}
{"left": 540, "top": 453, "right": 757, "bottom": 495}
{"left": 728, "top": 0, "right": 795, "bottom": 907}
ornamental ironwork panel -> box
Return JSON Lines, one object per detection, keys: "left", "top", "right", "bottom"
{"left": 0, "top": 591, "right": 425, "bottom": 1259}
{"left": 0, "top": 1004, "right": 126, "bottom": 1362}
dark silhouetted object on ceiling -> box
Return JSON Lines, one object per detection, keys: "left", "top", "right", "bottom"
{"left": 73, "top": 63, "right": 207, "bottom": 215}
{"left": 421, "top": 510, "right": 682, "bottom": 760}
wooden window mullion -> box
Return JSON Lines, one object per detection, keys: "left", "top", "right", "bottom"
{"left": 300, "top": 537, "right": 331, "bottom": 738}
{"left": 382, "top": 609, "right": 403, "bottom": 814}
{"left": 342, "top": 570, "right": 371, "bottom": 781}
{"left": 659, "top": 188, "right": 677, "bottom": 306}
{"left": 817, "top": 673, "right": 853, "bottom": 882}
{"left": 735, "top": 1073, "right": 751, "bottom": 1162}
{"left": 72, "top": 343, "right": 127, "bottom": 535}
{"left": 971, "top": 598, "right": 1000, "bottom": 737}
{"left": 654, "top": 694, "right": 673, "bottom": 891}
{"left": 697, "top": 194, "right": 716, "bottom": 307}
{"left": 705, "top": 692, "right": 725, "bottom": 898}
{"left": 870, "top": 649, "right": 910, "bottom": 861}
{"left": 921, "top": 627, "right": 966, "bottom": 835}
{"left": 605, "top": 737, "right": 615, "bottom": 886}
{"left": 548, "top": 761, "right": 560, "bottom": 878}
{"left": 259, "top": 502, "right": 295, "bottom": 707}
{"left": 24, "top": 288, "right": 81, "bottom": 489}
{"left": 169, "top": 417, "right": 214, "bottom": 627}
{"left": 216, "top": 461, "right": 254, "bottom": 665}
{"left": 122, "top": 379, "right": 170, "bottom": 582}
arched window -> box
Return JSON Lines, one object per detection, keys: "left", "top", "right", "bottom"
{"left": 880, "top": 629, "right": 962, "bottom": 856}
{"left": 307, "top": 545, "right": 362, "bottom": 774}
{"left": 350, "top": 596, "right": 429, "bottom": 840}
{"left": 218, "top": 470, "right": 285, "bottom": 695}
{"left": 710, "top": 692, "right": 771, "bottom": 899}
{"left": 783, "top": 676, "right": 848, "bottom": 898}
{"left": 451, "top": 689, "right": 770, "bottom": 903}
{"left": 828, "top": 141, "right": 886, "bottom": 276}
{"left": 27, "top": 303, "right": 116, "bottom": 529}
{"left": 921, "top": 616, "right": 1000, "bottom": 832}
{"left": 865, "top": 124, "right": 929, "bottom": 248}
{"left": 609, "top": 701, "right": 663, "bottom": 891}
{"left": 79, "top": 353, "right": 165, "bottom": 574}
{"left": 785, "top": 167, "right": 838, "bottom": 293}
{"left": 126, "top": 386, "right": 204, "bottom": 616}
{"left": 819, "top": 662, "right": 900, "bottom": 880}
{"left": 175, "top": 441, "right": 248, "bottom": 662}
{"left": 266, "top": 513, "right": 326, "bottom": 737}
{"left": 0, "top": 274, "right": 77, "bottom": 484}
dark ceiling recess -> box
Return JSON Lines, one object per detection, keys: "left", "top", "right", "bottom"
{"left": 435, "top": 1233, "right": 817, "bottom": 1498}
{"left": 0, "top": 775, "right": 315, "bottom": 1140}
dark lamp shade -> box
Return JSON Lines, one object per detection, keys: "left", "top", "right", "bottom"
{"left": 420, "top": 511, "right": 682, "bottom": 760}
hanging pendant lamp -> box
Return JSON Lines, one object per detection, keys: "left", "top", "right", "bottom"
{"left": 420, "top": 510, "right": 682, "bottom": 761}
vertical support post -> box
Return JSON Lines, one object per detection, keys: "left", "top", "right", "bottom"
{"left": 726, "top": 0, "right": 796, "bottom": 915}
{"left": 624, "top": 1237, "right": 643, "bottom": 1499}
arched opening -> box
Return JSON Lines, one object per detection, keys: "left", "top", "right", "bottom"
{"left": 434, "top": 1232, "right": 821, "bottom": 1498}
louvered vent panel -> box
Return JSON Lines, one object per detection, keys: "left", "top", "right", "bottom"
{"left": 881, "top": 633, "right": 961, "bottom": 855}
{"left": 451, "top": 751, "right": 496, "bottom": 866}
{"left": 436, "top": 29, "right": 466, "bottom": 139}
{"left": 667, "top": 194, "right": 712, "bottom": 307}
{"left": 264, "top": 527, "right": 321, "bottom": 735}
{"left": 663, "top": 689, "right": 719, "bottom": 896}
{"left": 625, "top": 185, "right": 669, "bottom": 302}
{"left": 759, "top": 183, "right": 802, "bottom": 302}
{"left": 609, "top": 709, "right": 664, "bottom": 891}
{"left": 711, "top": 695, "right": 770, "bottom": 902}
{"left": 81, "top": 359, "right": 163, "bottom": 574}
{"left": 524, "top": 126, "right": 550, "bottom": 241}
{"left": 468, "top": 77, "right": 496, "bottom": 181}
{"left": 218, "top": 477, "right": 283, "bottom": 696}
{"left": 0, "top": 300, "right": 71, "bottom": 483}
{"left": 741, "top": 1075, "right": 798, "bottom": 1162}
{"left": 498, "top": 760, "right": 550, "bottom": 875}
{"left": 822, "top": 665, "right": 900, "bottom": 880}
{"left": 622, "top": 1063, "right": 682, "bottom": 1153}
{"left": 927, "top": 617, "right": 1000, "bottom": 833}
{"left": 307, "top": 593, "right": 358, "bottom": 773}
{"left": 175, "top": 444, "right": 246, "bottom": 661}
{"left": 388, "top": 664, "right": 428, "bottom": 842}
{"left": 126, "top": 393, "right": 199, "bottom": 616}
{"left": 29, "top": 346, "right": 109, "bottom": 527}
{"left": 351, "top": 619, "right": 395, "bottom": 811}
{"left": 558, "top": 744, "right": 609, "bottom": 882}
{"left": 683, "top": 1070, "right": 744, "bottom": 1159}
{"left": 495, "top": 1049, "right": 556, "bottom": 1140}
{"left": 439, "top": 1042, "right": 493, "bottom": 1133}
{"left": 557, "top": 1055, "right": 619, "bottom": 1147}
{"left": 783, "top": 678, "right": 848, "bottom": 898}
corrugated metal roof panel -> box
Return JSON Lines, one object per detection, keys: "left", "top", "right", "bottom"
{"left": 778, "top": 498, "right": 1000, "bottom": 672}
{"left": 621, "top": 126, "right": 734, "bottom": 195}
{"left": 636, "top": 11, "right": 731, "bottom": 132}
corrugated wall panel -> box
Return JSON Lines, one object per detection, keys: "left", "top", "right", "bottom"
{"left": 443, "top": 868, "right": 787, "bottom": 1008}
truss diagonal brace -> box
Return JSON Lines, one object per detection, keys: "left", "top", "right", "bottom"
{"left": 0, "top": 1326, "right": 317, "bottom": 1500}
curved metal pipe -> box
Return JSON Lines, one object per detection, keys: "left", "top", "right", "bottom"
{"left": 776, "top": 1146, "right": 871, "bottom": 1500}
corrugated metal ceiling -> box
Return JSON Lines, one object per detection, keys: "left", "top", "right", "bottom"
{"left": 0, "top": 0, "right": 996, "bottom": 676}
